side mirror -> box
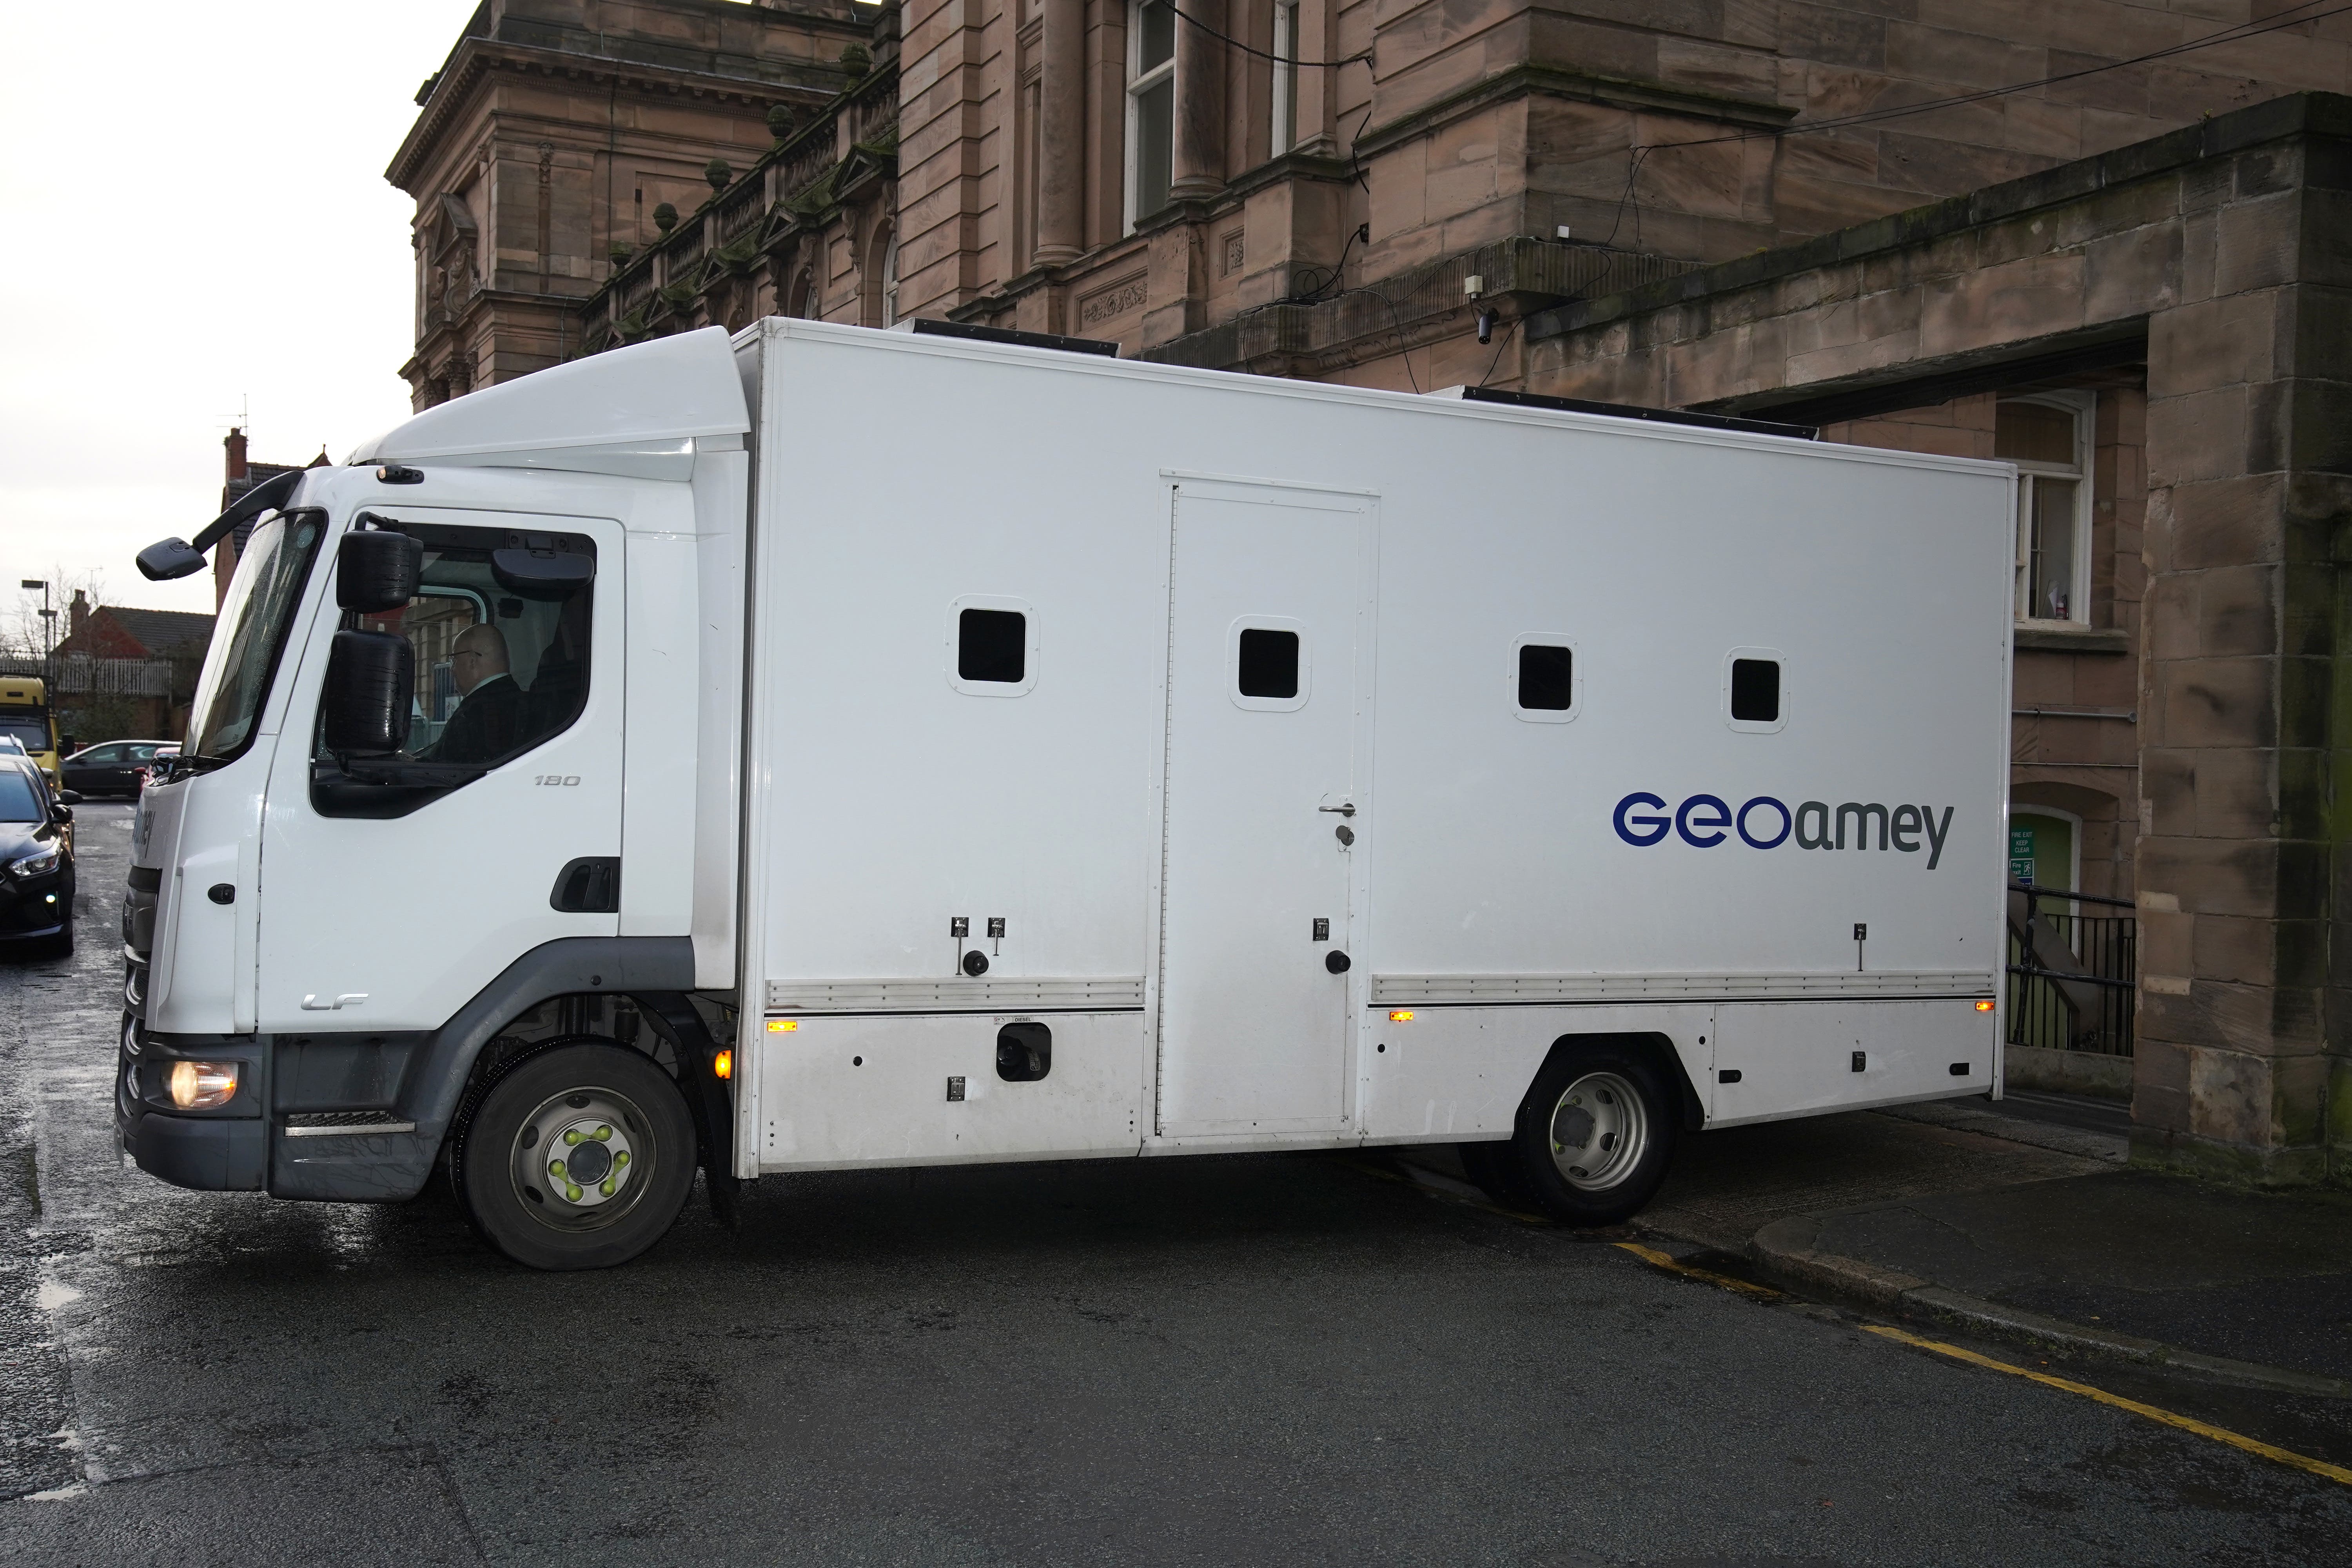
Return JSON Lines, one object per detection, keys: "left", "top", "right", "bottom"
{"left": 136, "top": 537, "right": 209, "bottom": 582}
{"left": 55, "top": 789, "right": 82, "bottom": 806}
{"left": 492, "top": 546, "right": 594, "bottom": 597}
{"left": 337, "top": 525, "right": 424, "bottom": 612}
{"left": 51, "top": 806, "right": 73, "bottom": 825}
{"left": 321, "top": 630, "right": 413, "bottom": 757}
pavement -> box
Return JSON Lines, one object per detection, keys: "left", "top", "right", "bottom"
{"left": 4, "top": 799, "right": 2351, "bottom": 1566}
{"left": 1746, "top": 1154, "right": 2352, "bottom": 1395}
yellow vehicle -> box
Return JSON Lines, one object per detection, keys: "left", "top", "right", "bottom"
{"left": 0, "top": 678, "right": 60, "bottom": 786}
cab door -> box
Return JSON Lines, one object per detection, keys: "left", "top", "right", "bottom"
{"left": 255, "top": 509, "right": 623, "bottom": 1034}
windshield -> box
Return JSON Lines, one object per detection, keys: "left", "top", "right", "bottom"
{"left": 0, "top": 771, "right": 43, "bottom": 822}
{"left": 185, "top": 510, "right": 326, "bottom": 761}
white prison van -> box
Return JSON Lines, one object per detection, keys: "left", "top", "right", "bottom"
{"left": 117, "top": 320, "right": 2013, "bottom": 1269}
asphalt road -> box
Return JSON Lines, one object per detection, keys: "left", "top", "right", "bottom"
{"left": 1, "top": 800, "right": 2346, "bottom": 1566}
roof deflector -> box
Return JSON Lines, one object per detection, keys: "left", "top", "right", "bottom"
{"left": 352, "top": 327, "right": 751, "bottom": 467}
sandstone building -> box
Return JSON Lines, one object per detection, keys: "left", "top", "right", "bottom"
{"left": 390, "top": 1, "right": 2352, "bottom": 1187}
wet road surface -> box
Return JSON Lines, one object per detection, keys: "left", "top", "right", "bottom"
{"left": 2, "top": 800, "right": 2347, "bottom": 1565}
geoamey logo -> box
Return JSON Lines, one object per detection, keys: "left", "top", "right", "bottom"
{"left": 1614, "top": 793, "right": 1956, "bottom": 869}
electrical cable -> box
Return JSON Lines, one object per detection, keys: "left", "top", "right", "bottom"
{"left": 1166, "top": 0, "right": 1368, "bottom": 69}
{"left": 1602, "top": 145, "right": 1653, "bottom": 250}
{"left": 1642, "top": 0, "right": 2352, "bottom": 157}
{"left": 1334, "top": 284, "right": 1420, "bottom": 393}
{"left": 1581, "top": 2, "right": 2352, "bottom": 261}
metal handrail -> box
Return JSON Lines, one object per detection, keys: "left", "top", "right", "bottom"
{"left": 2011, "top": 879, "right": 2133, "bottom": 909}
{"left": 2005, "top": 879, "right": 2136, "bottom": 1056}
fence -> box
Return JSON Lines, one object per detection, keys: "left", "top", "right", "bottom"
{"left": 54, "top": 654, "right": 177, "bottom": 698}
{"left": 2005, "top": 882, "right": 2136, "bottom": 1056}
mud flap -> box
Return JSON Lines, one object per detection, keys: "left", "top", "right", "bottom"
{"left": 638, "top": 993, "right": 740, "bottom": 1227}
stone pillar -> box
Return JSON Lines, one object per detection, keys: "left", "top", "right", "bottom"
{"left": 1169, "top": 0, "right": 1225, "bottom": 201}
{"left": 1036, "top": 0, "right": 1085, "bottom": 265}
{"left": 2133, "top": 119, "right": 2352, "bottom": 1186}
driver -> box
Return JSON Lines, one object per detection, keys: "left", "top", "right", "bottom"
{"left": 430, "top": 623, "right": 526, "bottom": 764}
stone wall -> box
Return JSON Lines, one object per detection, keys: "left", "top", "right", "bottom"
{"left": 389, "top": 0, "right": 862, "bottom": 404}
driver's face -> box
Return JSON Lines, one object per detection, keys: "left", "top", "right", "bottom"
{"left": 450, "top": 645, "right": 493, "bottom": 695}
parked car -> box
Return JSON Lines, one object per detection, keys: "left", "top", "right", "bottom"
{"left": 0, "top": 757, "right": 75, "bottom": 956}
{"left": 138, "top": 745, "right": 180, "bottom": 790}
{"left": 0, "top": 737, "right": 24, "bottom": 757}
{"left": 62, "top": 739, "right": 173, "bottom": 798}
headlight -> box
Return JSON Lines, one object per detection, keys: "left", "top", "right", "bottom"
{"left": 9, "top": 846, "right": 58, "bottom": 877}
{"left": 167, "top": 1060, "right": 239, "bottom": 1110}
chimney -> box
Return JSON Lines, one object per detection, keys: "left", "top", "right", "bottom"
{"left": 68, "top": 589, "right": 89, "bottom": 641}
{"left": 222, "top": 426, "right": 249, "bottom": 511}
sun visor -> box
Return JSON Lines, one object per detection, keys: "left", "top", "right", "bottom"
{"left": 350, "top": 327, "right": 750, "bottom": 469}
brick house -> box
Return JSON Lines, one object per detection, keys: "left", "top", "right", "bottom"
{"left": 392, "top": 2, "right": 2352, "bottom": 1187}
{"left": 52, "top": 594, "right": 216, "bottom": 741}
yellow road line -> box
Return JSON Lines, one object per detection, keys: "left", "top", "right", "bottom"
{"left": 1861, "top": 1323, "right": 2352, "bottom": 1488}
{"left": 1615, "top": 1241, "right": 1783, "bottom": 1299}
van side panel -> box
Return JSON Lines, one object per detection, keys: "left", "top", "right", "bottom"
{"left": 735, "top": 323, "right": 2009, "bottom": 1169}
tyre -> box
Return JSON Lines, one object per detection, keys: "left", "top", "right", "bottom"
{"left": 450, "top": 1041, "right": 697, "bottom": 1270}
{"left": 1504, "top": 1039, "right": 1679, "bottom": 1227}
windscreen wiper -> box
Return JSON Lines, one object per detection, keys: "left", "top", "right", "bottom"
{"left": 134, "top": 470, "right": 307, "bottom": 581}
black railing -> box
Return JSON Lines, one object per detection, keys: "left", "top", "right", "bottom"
{"left": 2005, "top": 882, "right": 2135, "bottom": 1056}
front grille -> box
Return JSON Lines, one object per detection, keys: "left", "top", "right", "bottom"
{"left": 122, "top": 866, "right": 158, "bottom": 1021}
{"left": 122, "top": 866, "right": 158, "bottom": 960}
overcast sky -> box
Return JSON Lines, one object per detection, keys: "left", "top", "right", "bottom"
{"left": 0, "top": 2, "right": 486, "bottom": 624}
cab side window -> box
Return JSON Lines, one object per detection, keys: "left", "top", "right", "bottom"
{"left": 313, "top": 522, "right": 594, "bottom": 817}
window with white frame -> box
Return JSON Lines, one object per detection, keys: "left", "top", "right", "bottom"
{"left": 1125, "top": 0, "right": 1175, "bottom": 231}
{"left": 1997, "top": 393, "right": 2093, "bottom": 624}
{"left": 1272, "top": 0, "right": 1299, "bottom": 158}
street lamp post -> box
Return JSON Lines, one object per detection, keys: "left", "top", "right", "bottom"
{"left": 19, "top": 579, "right": 49, "bottom": 667}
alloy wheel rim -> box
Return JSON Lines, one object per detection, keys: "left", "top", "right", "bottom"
{"left": 508, "top": 1085, "right": 654, "bottom": 1231}
{"left": 1546, "top": 1071, "right": 1648, "bottom": 1192}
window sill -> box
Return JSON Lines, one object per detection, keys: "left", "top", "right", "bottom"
{"left": 2013, "top": 623, "right": 2128, "bottom": 654}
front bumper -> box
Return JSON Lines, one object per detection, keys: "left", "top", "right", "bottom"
{"left": 114, "top": 1022, "right": 266, "bottom": 1192}
{"left": 0, "top": 869, "right": 68, "bottom": 937}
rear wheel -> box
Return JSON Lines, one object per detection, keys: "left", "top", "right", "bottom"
{"left": 451, "top": 1042, "right": 697, "bottom": 1270}
{"left": 1506, "top": 1040, "right": 1679, "bottom": 1227}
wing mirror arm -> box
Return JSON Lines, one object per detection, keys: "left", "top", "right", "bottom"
{"left": 135, "top": 469, "right": 307, "bottom": 581}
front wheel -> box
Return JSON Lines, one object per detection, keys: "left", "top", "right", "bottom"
{"left": 1505, "top": 1041, "right": 1679, "bottom": 1227}
{"left": 451, "top": 1042, "right": 698, "bottom": 1270}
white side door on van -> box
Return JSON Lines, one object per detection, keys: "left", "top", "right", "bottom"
{"left": 1155, "top": 479, "right": 1377, "bottom": 1138}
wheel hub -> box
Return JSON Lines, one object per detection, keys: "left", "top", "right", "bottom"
{"left": 1546, "top": 1070, "right": 1649, "bottom": 1192}
{"left": 510, "top": 1086, "right": 650, "bottom": 1229}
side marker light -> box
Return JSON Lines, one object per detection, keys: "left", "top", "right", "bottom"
{"left": 766, "top": 1019, "right": 799, "bottom": 1032}
{"left": 1975, "top": 1000, "right": 1996, "bottom": 1012}
{"left": 713, "top": 1050, "right": 733, "bottom": 1080}
{"left": 1388, "top": 1010, "right": 1415, "bottom": 1023}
